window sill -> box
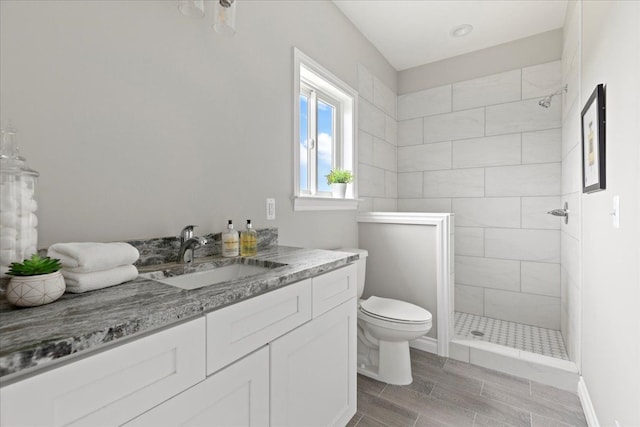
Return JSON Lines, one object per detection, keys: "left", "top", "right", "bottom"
{"left": 293, "top": 196, "right": 359, "bottom": 211}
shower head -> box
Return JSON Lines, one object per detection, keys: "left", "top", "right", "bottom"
{"left": 538, "top": 85, "right": 568, "bottom": 108}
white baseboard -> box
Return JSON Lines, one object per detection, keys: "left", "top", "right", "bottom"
{"left": 578, "top": 376, "right": 600, "bottom": 427}
{"left": 410, "top": 337, "right": 438, "bottom": 354}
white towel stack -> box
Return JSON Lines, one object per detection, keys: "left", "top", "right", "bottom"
{"left": 47, "top": 242, "right": 140, "bottom": 293}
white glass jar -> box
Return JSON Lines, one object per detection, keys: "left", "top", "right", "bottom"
{"left": 0, "top": 126, "right": 39, "bottom": 278}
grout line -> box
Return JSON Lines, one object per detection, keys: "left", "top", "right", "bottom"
{"left": 378, "top": 383, "right": 387, "bottom": 397}
{"left": 412, "top": 414, "right": 419, "bottom": 427}
{"left": 472, "top": 413, "right": 478, "bottom": 427}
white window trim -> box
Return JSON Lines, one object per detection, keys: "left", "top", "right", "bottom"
{"left": 293, "top": 47, "right": 358, "bottom": 211}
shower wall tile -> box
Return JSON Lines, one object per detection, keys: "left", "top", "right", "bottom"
{"left": 385, "top": 115, "right": 398, "bottom": 145}
{"left": 521, "top": 196, "right": 562, "bottom": 230}
{"left": 397, "top": 118, "right": 423, "bottom": 146}
{"left": 357, "top": 64, "right": 374, "bottom": 103}
{"left": 522, "top": 128, "right": 562, "bottom": 164}
{"left": 397, "top": 142, "right": 451, "bottom": 172}
{"left": 452, "top": 197, "right": 521, "bottom": 228}
{"left": 374, "top": 76, "right": 397, "bottom": 118}
{"left": 455, "top": 284, "right": 484, "bottom": 316}
{"left": 562, "top": 99, "right": 581, "bottom": 158}
{"left": 359, "top": 97, "right": 386, "bottom": 139}
{"left": 561, "top": 232, "right": 580, "bottom": 286}
{"left": 484, "top": 289, "right": 560, "bottom": 329}
{"left": 373, "top": 197, "right": 397, "bottom": 212}
{"left": 561, "top": 147, "right": 581, "bottom": 195}
{"left": 423, "top": 168, "right": 485, "bottom": 198}
{"left": 455, "top": 255, "right": 521, "bottom": 292}
{"left": 397, "top": 198, "right": 452, "bottom": 213}
{"left": 486, "top": 98, "right": 561, "bottom": 135}
{"left": 423, "top": 108, "right": 485, "bottom": 143}
{"left": 561, "top": 192, "right": 580, "bottom": 239}
{"left": 562, "top": 53, "right": 580, "bottom": 121}
{"left": 522, "top": 61, "right": 563, "bottom": 99}
{"left": 486, "top": 163, "right": 561, "bottom": 197}
{"left": 452, "top": 134, "right": 521, "bottom": 168}
{"left": 455, "top": 227, "right": 484, "bottom": 257}
{"left": 359, "top": 131, "right": 373, "bottom": 165}
{"left": 385, "top": 171, "right": 397, "bottom": 198}
{"left": 521, "top": 261, "right": 561, "bottom": 297}
{"left": 452, "top": 69, "right": 521, "bottom": 111}
{"left": 485, "top": 228, "right": 560, "bottom": 263}
{"left": 373, "top": 137, "right": 397, "bottom": 171}
{"left": 358, "top": 164, "right": 385, "bottom": 197}
{"left": 397, "top": 172, "right": 423, "bottom": 198}
{"left": 358, "top": 197, "right": 373, "bottom": 213}
{"left": 397, "top": 84, "right": 451, "bottom": 120}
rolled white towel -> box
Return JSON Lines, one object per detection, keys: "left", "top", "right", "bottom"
{"left": 61, "top": 265, "right": 139, "bottom": 293}
{"left": 48, "top": 242, "right": 140, "bottom": 273}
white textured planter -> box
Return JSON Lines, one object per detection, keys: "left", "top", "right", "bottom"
{"left": 6, "top": 271, "right": 65, "bottom": 307}
{"left": 331, "top": 183, "right": 348, "bottom": 198}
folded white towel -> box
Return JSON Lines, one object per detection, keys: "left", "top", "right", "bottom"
{"left": 61, "top": 265, "right": 139, "bottom": 293}
{"left": 48, "top": 242, "right": 140, "bottom": 273}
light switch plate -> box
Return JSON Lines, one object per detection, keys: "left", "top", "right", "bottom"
{"left": 266, "top": 198, "right": 276, "bottom": 220}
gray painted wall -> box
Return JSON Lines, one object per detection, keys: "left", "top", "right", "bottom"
{"left": 579, "top": 1, "right": 640, "bottom": 425}
{"left": 398, "top": 29, "right": 563, "bottom": 95}
{"left": 0, "top": 0, "right": 395, "bottom": 249}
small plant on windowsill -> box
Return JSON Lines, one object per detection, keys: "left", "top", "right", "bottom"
{"left": 6, "top": 254, "right": 66, "bottom": 307}
{"left": 326, "top": 169, "right": 353, "bottom": 199}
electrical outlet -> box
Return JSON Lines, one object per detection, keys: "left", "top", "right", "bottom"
{"left": 266, "top": 198, "right": 276, "bottom": 220}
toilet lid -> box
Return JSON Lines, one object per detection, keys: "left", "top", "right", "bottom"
{"left": 360, "top": 296, "right": 432, "bottom": 323}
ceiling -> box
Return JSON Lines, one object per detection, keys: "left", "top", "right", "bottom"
{"left": 333, "top": 0, "right": 568, "bottom": 71}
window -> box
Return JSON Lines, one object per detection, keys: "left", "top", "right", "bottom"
{"left": 293, "top": 48, "right": 357, "bottom": 211}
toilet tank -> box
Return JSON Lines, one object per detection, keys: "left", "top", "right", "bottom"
{"left": 335, "top": 248, "right": 368, "bottom": 299}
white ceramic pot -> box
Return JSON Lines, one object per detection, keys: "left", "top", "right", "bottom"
{"left": 6, "top": 271, "right": 65, "bottom": 307}
{"left": 331, "top": 183, "right": 348, "bottom": 198}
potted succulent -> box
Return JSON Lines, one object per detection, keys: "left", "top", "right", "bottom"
{"left": 6, "top": 254, "right": 65, "bottom": 307}
{"left": 325, "top": 169, "right": 353, "bottom": 198}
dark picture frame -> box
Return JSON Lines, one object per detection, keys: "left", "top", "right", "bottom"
{"left": 581, "top": 84, "right": 606, "bottom": 193}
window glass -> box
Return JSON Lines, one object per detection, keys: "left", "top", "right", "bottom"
{"left": 299, "top": 93, "right": 308, "bottom": 192}
{"left": 317, "top": 100, "right": 334, "bottom": 193}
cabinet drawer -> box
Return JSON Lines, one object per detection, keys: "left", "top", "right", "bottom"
{"left": 311, "top": 264, "right": 357, "bottom": 318}
{"left": 206, "top": 279, "right": 311, "bottom": 375}
{"left": 0, "top": 318, "right": 206, "bottom": 427}
{"left": 126, "top": 347, "right": 269, "bottom": 427}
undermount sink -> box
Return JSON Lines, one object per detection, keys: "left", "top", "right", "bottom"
{"left": 156, "top": 263, "right": 275, "bottom": 290}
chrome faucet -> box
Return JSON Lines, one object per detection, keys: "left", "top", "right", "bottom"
{"left": 178, "top": 225, "right": 207, "bottom": 264}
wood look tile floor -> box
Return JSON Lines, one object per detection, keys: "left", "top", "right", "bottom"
{"left": 347, "top": 349, "right": 587, "bottom": 427}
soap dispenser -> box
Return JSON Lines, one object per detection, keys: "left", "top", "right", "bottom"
{"left": 221, "top": 220, "right": 239, "bottom": 257}
{"left": 240, "top": 220, "right": 257, "bottom": 256}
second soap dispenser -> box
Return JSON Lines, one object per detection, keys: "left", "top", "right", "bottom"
{"left": 240, "top": 219, "right": 257, "bottom": 256}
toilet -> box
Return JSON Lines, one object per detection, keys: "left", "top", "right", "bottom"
{"left": 337, "top": 248, "right": 432, "bottom": 385}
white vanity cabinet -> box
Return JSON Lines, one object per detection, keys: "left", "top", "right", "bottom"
{"left": 0, "top": 318, "right": 206, "bottom": 427}
{"left": 0, "top": 263, "right": 357, "bottom": 427}
{"left": 125, "top": 347, "right": 270, "bottom": 427}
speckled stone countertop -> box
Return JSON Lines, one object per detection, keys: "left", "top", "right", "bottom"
{"left": 0, "top": 246, "right": 358, "bottom": 382}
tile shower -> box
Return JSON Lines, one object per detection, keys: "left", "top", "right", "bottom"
{"left": 358, "top": 60, "right": 569, "bottom": 361}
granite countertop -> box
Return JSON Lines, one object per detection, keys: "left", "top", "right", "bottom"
{"left": 0, "top": 246, "right": 358, "bottom": 382}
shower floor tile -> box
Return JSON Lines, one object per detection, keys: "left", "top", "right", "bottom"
{"left": 454, "top": 312, "right": 569, "bottom": 360}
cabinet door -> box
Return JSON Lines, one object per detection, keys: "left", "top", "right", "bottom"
{"left": 270, "top": 298, "right": 356, "bottom": 427}
{"left": 206, "top": 279, "right": 311, "bottom": 375}
{"left": 0, "top": 318, "right": 206, "bottom": 427}
{"left": 126, "top": 346, "right": 269, "bottom": 427}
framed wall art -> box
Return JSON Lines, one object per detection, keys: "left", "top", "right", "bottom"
{"left": 581, "top": 84, "right": 606, "bottom": 193}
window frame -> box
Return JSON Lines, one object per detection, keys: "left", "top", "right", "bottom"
{"left": 293, "top": 48, "right": 358, "bottom": 211}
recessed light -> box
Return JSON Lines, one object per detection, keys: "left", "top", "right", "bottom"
{"left": 450, "top": 24, "right": 473, "bottom": 38}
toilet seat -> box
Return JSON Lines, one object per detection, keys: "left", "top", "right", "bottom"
{"left": 360, "top": 296, "right": 432, "bottom": 325}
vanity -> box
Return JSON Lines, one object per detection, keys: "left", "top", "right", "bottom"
{"left": 0, "top": 246, "right": 358, "bottom": 427}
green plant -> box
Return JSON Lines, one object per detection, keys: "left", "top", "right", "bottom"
{"left": 7, "top": 254, "right": 62, "bottom": 276}
{"left": 325, "top": 169, "right": 353, "bottom": 184}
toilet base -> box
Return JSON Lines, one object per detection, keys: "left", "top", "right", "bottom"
{"left": 357, "top": 338, "right": 413, "bottom": 385}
